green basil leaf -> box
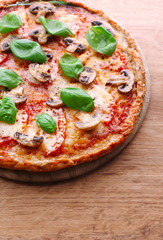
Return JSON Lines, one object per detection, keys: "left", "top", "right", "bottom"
{"left": 0, "top": 69, "right": 23, "bottom": 89}
{"left": 10, "top": 39, "right": 47, "bottom": 63}
{"left": 86, "top": 26, "right": 116, "bottom": 56}
{"left": 39, "top": 16, "right": 74, "bottom": 38}
{"left": 61, "top": 88, "right": 94, "bottom": 112}
{"left": 59, "top": 53, "right": 83, "bottom": 80}
{"left": 0, "top": 13, "right": 22, "bottom": 34}
{"left": 36, "top": 113, "right": 57, "bottom": 134}
{"left": 0, "top": 96, "right": 17, "bottom": 124}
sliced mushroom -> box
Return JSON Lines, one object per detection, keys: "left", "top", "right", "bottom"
{"left": 0, "top": 34, "right": 20, "bottom": 52}
{"left": 75, "top": 112, "right": 100, "bottom": 131}
{"left": 91, "top": 20, "right": 116, "bottom": 36}
{"left": 29, "top": 2, "right": 56, "bottom": 23}
{"left": 29, "top": 63, "right": 51, "bottom": 82}
{"left": 46, "top": 97, "right": 64, "bottom": 108}
{"left": 14, "top": 132, "right": 44, "bottom": 147}
{"left": 79, "top": 67, "right": 96, "bottom": 85}
{"left": 64, "top": 37, "right": 86, "bottom": 54}
{"left": 44, "top": 50, "right": 53, "bottom": 60}
{"left": 7, "top": 86, "right": 27, "bottom": 105}
{"left": 106, "top": 69, "right": 135, "bottom": 93}
{"left": 30, "top": 28, "right": 51, "bottom": 44}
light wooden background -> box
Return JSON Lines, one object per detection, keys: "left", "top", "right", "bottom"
{"left": 0, "top": 0, "right": 163, "bottom": 239}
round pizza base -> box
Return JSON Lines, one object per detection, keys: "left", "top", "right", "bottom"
{"left": 0, "top": 43, "right": 150, "bottom": 183}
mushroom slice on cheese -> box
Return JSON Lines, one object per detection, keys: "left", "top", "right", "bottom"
{"left": 30, "top": 28, "right": 51, "bottom": 44}
{"left": 64, "top": 37, "right": 86, "bottom": 54}
{"left": 29, "top": 2, "right": 56, "bottom": 23}
{"left": 44, "top": 50, "right": 53, "bottom": 60}
{"left": 14, "top": 132, "right": 44, "bottom": 148}
{"left": 106, "top": 69, "right": 135, "bottom": 93}
{"left": 91, "top": 20, "right": 116, "bottom": 36}
{"left": 0, "top": 34, "right": 20, "bottom": 52}
{"left": 79, "top": 67, "right": 96, "bottom": 85}
{"left": 1, "top": 86, "right": 27, "bottom": 105}
{"left": 75, "top": 112, "right": 100, "bottom": 131}
{"left": 46, "top": 96, "right": 64, "bottom": 108}
{"left": 29, "top": 63, "right": 51, "bottom": 82}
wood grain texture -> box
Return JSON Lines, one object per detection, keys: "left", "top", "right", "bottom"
{"left": 0, "top": 0, "right": 163, "bottom": 239}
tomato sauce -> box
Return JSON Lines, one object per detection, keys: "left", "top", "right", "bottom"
{"left": 104, "top": 93, "right": 133, "bottom": 133}
{"left": 72, "top": 137, "right": 97, "bottom": 150}
{"left": 0, "top": 8, "right": 10, "bottom": 17}
{"left": 101, "top": 48, "right": 129, "bottom": 72}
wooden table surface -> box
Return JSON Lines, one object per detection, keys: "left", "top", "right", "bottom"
{"left": 0, "top": 0, "right": 163, "bottom": 239}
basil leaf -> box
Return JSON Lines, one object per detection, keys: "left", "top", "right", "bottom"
{"left": 10, "top": 39, "right": 47, "bottom": 63}
{"left": 0, "top": 96, "right": 17, "bottom": 124}
{"left": 59, "top": 53, "right": 83, "bottom": 80}
{"left": 36, "top": 113, "right": 57, "bottom": 134}
{"left": 0, "top": 69, "right": 23, "bottom": 89}
{"left": 0, "top": 13, "right": 21, "bottom": 34}
{"left": 86, "top": 26, "right": 116, "bottom": 56}
{"left": 61, "top": 88, "right": 94, "bottom": 112}
{"left": 39, "top": 16, "right": 74, "bottom": 38}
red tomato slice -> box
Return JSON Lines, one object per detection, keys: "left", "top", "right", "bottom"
{"left": 0, "top": 137, "right": 13, "bottom": 147}
{"left": 0, "top": 53, "right": 8, "bottom": 64}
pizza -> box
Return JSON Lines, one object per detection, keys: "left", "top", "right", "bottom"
{"left": 0, "top": 0, "right": 146, "bottom": 172}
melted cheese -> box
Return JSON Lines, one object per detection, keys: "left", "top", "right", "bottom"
{"left": 12, "top": 8, "right": 30, "bottom": 38}
{"left": 117, "top": 31, "right": 129, "bottom": 51}
{"left": 64, "top": 120, "right": 79, "bottom": 147}
{"left": 0, "top": 110, "right": 28, "bottom": 138}
{"left": 12, "top": 8, "right": 26, "bottom": 22}
{"left": 98, "top": 70, "right": 110, "bottom": 85}
{"left": 87, "top": 85, "right": 113, "bottom": 113}
{"left": 24, "top": 121, "right": 39, "bottom": 138}
{"left": 86, "top": 55, "right": 108, "bottom": 69}
{"left": 59, "top": 14, "right": 82, "bottom": 34}
{"left": 78, "top": 49, "right": 93, "bottom": 64}
{"left": 59, "top": 14, "right": 80, "bottom": 24}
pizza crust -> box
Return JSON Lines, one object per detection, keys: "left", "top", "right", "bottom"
{"left": 0, "top": 0, "right": 146, "bottom": 172}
